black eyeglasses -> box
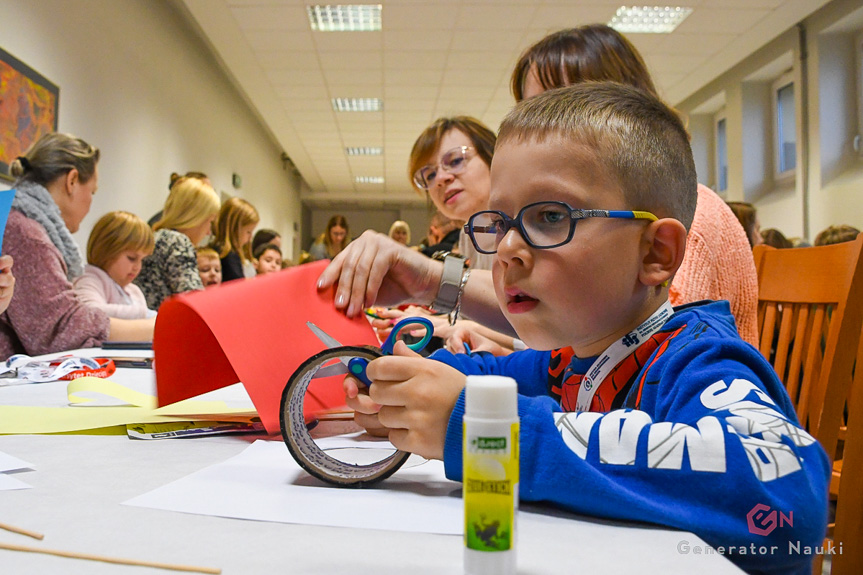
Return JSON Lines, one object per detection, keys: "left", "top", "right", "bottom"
{"left": 464, "top": 201, "right": 658, "bottom": 254}
{"left": 413, "top": 146, "right": 476, "bottom": 189}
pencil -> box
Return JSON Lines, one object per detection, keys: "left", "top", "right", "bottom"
{"left": 0, "top": 521, "right": 44, "bottom": 540}
{"left": 0, "top": 542, "right": 221, "bottom": 574}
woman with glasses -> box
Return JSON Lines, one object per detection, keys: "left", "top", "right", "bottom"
{"left": 409, "top": 116, "right": 497, "bottom": 271}
{"left": 319, "top": 24, "right": 759, "bottom": 350}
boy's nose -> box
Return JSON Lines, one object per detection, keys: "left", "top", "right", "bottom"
{"left": 496, "top": 227, "right": 531, "bottom": 262}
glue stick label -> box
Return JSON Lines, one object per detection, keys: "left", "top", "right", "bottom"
{"left": 463, "top": 422, "right": 519, "bottom": 552}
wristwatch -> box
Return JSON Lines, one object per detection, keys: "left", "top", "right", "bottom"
{"left": 431, "top": 251, "right": 467, "bottom": 314}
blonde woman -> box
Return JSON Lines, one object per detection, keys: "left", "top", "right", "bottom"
{"left": 308, "top": 215, "right": 349, "bottom": 261}
{"left": 74, "top": 211, "right": 156, "bottom": 319}
{"left": 135, "top": 177, "right": 220, "bottom": 310}
{"left": 210, "top": 197, "right": 259, "bottom": 282}
{"left": 1, "top": 132, "right": 154, "bottom": 358}
{"left": 388, "top": 220, "right": 411, "bottom": 246}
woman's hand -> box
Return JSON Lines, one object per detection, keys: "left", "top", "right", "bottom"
{"left": 317, "top": 231, "right": 441, "bottom": 318}
{"left": 445, "top": 324, "right": 513, "bottom": 357}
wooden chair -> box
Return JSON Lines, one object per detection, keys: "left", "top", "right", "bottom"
{"left": 753, "top": 234, "right": 863, "bottom": 462}
{"left": 754, "top": 235, "right": 863, "bottom": 575}
{"left": 827, "top": 330, "right": 863, "bottom": 575}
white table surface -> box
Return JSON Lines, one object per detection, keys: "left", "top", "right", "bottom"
{"left": 0, "top": 348, "right": 744, "bottom": 575}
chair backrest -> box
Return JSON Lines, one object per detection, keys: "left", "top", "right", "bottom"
{"left": 753, "top": 233, "right": 863, "bottom": 461}
{"left": 829, "top": 329, "right": 863, "bottom": 574}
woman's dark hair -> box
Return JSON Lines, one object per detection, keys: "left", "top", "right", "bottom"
{"left": 169, "top": 171, "right": 208, "bottom": 191}
{"left": 252, "top": 228, "right": 281, "bottom": 253}
{"left": 760, "top": 228, "right": 792, "bottom": 249}
{"left": 511, "top": 25, "right": 658, "bottom": 102}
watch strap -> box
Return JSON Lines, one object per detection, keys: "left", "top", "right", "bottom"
{"left": 432, "top": 254, "right": 466, "bottom": 313}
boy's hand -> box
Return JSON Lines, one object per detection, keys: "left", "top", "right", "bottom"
{"left": 347, "top": 340, "right": 466, "bottom": 460}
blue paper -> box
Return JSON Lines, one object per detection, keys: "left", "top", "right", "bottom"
{"left": 0, "top": 188, "right": 16, "bottom": 254}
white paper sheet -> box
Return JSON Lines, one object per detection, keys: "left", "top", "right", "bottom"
{"left": 124, "top": 439, "right": 464, "bottom": 534}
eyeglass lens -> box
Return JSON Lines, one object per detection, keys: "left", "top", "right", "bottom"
{"left": 470, "top": 202, "right": 573, "bottom": 253}
{"left": 417, "top": 147, "right": 469, "bottom": 188}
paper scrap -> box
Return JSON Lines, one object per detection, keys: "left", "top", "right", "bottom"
{"left": 0, "top": 450, "right": 32, "bottom": 473}
{"left": 0, "top": 473, "right": 32, "bottom": 490}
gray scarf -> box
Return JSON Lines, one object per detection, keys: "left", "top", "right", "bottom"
{"left": 11, "top": 180, "right": 84, "bottom": 280}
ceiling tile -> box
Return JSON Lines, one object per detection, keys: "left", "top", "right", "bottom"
{"left": 245, "top": 29, "right": 315, "bottom": 51}
{"left": 230, "top": 5, "right": 308, "bottom": 30}
{"left": 454, "top": 5, "right": 537, "bottom": 29}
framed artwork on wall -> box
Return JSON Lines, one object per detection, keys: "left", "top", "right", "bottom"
{"left": 0, "top": 47, "right": 59, "bottom": 182}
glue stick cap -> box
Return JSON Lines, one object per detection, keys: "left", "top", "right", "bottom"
{"left": 465, "top": 375, "right": 517, "bottom": 420}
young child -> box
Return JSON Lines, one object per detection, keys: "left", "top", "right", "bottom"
{"left": 345, "top": 83, "right": 829, "bottom": 574}
{"left": 196, "top": 247, "right": 222, "bottom": 287}
{"left": 210, "top": 197, "right": 259, "bottom": 282}
{"left": 74, "top": 211, "right": 156, "bottom": 319}
{"left": 253, "top": 242, "right": 282, "bottom": 275}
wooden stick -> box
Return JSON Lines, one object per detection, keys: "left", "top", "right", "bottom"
{"left": 0, "top": 542, "right": 221, "bottom": 574}
{"left": 0, "top": 521, "right": 44, "bottom": 540}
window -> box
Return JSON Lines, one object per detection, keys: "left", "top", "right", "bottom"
{"left": 772, "top": 71, "right": 796, "bottom": 178}
{"left": 855, "top": 31, "right": 863, "bottom": 156}
{"left": 714, "top": 110, "right": 728, "bottom": 193}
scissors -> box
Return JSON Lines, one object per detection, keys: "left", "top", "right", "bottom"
{"left": 306, "top": 316, "right": 434, "bottom": 386}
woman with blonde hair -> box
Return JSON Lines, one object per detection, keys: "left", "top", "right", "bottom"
{"left": 74, "top": 211, "right": 156, "bottom": 319}
{"left": 388, "top": 220, "right": 411, "bottom": 246}
{"left": 210, "top": 197, "right": 259, "bottom": 282}
{"left": 135, "top": 176, "right": 220, "bottom": 310}
{"left": 1, "top": 132, "right": 154, "bottom": 358}
{"left": 309, "top": 215, "right": 350, "bottom": 261}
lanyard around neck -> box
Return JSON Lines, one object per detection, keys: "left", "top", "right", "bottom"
{"left": 575, "top": 301, "right": 674, "bottom": 412}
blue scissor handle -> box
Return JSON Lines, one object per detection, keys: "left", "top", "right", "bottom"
{"left": 348, "top": 316, "right": 435, "bottom": 386}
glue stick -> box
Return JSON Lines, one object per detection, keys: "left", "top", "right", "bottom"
{"left": 463, "top": 375, "right": 519, "bottom": 575}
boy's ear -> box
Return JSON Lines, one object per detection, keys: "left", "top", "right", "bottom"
{"left": 638, "top": 218, "right": 687, "bottom": 288}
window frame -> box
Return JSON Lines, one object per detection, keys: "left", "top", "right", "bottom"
{"left": 772, "top": 70, "right": 797, "bottom": 182}
{"left": 714, "top": 108, "right": 728, "bottom": 194}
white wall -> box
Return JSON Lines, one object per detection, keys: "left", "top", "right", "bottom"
{"left": 678, "top": 0, "right": 863, "bottom": 242}
{"left": 1, "top": 0, "right": 302, "bottom": 259}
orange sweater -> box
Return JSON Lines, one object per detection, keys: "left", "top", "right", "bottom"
{"left": 669, "top": 185, "right": 759, "bottom": 346}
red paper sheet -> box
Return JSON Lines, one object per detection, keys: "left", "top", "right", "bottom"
{"left": 153, "top": 260, "right": 380, "bottom": 433}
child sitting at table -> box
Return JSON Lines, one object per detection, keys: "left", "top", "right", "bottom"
{"left": 344, "top": 83, "right": 829, "bottom": 575}
{"left": 253, "top": 242, "right": 282, "bottom": 276}
{"left": 74, "top": 211, "right": 156, "bottom": 319}
{"left": 196, "top": 247, "right": 222, "bottom": 288}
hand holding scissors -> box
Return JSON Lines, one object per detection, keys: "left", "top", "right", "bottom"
{"left": 306, "top": 316, "right": 434, "bottom": 386}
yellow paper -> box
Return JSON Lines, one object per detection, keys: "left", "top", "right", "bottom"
{"left": 0, "top": 377, "right": 256, "bottom": 435}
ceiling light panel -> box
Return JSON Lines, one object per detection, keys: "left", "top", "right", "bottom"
{"left": 332, "top": 98, "right": 382, "bottom": 111}
{"left": 346, "top": 147, "right": 383, "bottom": 156}
{"left": 307, "top": 5, "right": 382, "bottom": 32}
{"left": 355, "top": 176, "right": 385, "bottom": 184}
{"left": 609, "top": 6, "right": 693, "bottom": 34}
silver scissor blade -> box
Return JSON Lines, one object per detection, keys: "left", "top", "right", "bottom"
{"left": 306, "top": 321, "right": 350, "bottom": 366}
{"left": 311, "top": 362, "right": 349, "bottom": 379}
{"left": 306, "top": 321, "right": 344, "bottom": 348}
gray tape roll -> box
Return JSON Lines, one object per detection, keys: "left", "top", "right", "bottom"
{"left": 280, "top": 346, "right": 411, "bottom": 487}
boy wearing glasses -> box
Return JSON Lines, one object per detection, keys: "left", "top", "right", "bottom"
{"left": 345, "top": 82, "right": 828, "bottom": 574}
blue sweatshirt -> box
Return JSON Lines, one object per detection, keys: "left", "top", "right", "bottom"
{"left": 432, "top": 301, "right": 829, "bottom": 575}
